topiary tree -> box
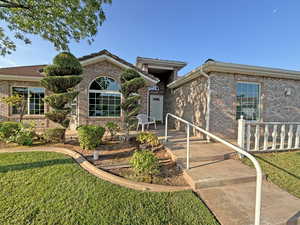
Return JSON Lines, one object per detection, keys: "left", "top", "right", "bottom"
{"left": 41, "top": 52, "right": 83, "bottom": 138}
{"left": 120, "top": 69, "right": 145, "bottom": 140}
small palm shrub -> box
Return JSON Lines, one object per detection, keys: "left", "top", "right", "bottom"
{"left": 130, "top": 150, "right": 160, "bottom": 182}
{"left": 136, "top": 132, "right": 159, "bottom": 148}
{"left": 105, "top": 122, "right": 120, "bottom": 140}
{"left": 43, "top": 128, "right": 66, "bottom": 143}
{"left": 77, "top": 125, "right": 105, "bottom": 150}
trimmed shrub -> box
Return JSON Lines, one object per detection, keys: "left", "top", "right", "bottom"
{"left": 41, "top": 52, "right": 83, "bottom": 138}
{"left": 120, "top": 69, "right": 145, "bottom": 140}
{"left": 53, "top": 52, "right": 83, "bottom": 74}
{"left": 0, "top": 121, "right": 21, "bottom": 141}
{"left": 130, "top": 150, "right": 160, "bottom": 178}
{"left": 43, "top": 128, "right": 66, "bottom": 143}
{"left": 136, "top": 132, "right": 159, "bottom": 148}
{"left": 77, "top": 125, "right": 105, "bottom": 150}
{"left": 43, "top": 91, "right": 79, "bottom": 109}
{"left": 41, "top": 76, "right": 82, "bottom": 93}
{"left": 105, "top": 122, "right": 120, "bottom": 140}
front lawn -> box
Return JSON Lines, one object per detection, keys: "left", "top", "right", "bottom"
{"left": 0, "top": 152, "right": 219, "bottom": 225}
{"left": 242, "top": 151, "right": 300, "bottom": 198}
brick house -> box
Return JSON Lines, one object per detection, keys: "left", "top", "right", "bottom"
{"left": 1, "top": 49, "right": 300, "bottom": 138}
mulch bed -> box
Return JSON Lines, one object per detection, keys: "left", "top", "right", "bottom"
{"left": 52, "top": 137, "right": 187, "bottom": 186}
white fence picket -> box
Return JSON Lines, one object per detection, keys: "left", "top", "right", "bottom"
{"left": 254, "top": 125, "right": 260, "bottom": 151}
{"left": 246, "top": 124, "right": 251, "bottom": 151}
{"left": 280, "top": 125, "right": 286, "bottom": 149}
{"left": 272, "top": 125, "right": 278, "bottom": 150}
{"left": 287, "top": 125, "right": 294, "bottom": 149}
{"left": 263, "top": 125, "right": 269, "bottom": 150}
{"left": 238, "top": 119, "right": 300, "bottom": 152}
{"left": 294, "top": 125, "right": 300, "bottom": 149}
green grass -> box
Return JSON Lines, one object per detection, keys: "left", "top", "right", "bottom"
{"left": 242, "top": 151, "right": 300, "bottom": 198}
{"left": 0, "top": 152, "right": 219, "bottom": 225}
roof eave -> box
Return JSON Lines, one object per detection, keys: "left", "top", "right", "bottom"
{"left": 0, "top": 75, "right": 42, "bottom": 82}
{"left": 168, "top": 61, "right": 300, "bottom": 89}
{"left": 81, "top": 54, "right": 159, "bottom": 84}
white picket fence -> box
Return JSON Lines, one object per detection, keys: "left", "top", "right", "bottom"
{"left": 238, "top": 116, "right": 300, "bottom": 152}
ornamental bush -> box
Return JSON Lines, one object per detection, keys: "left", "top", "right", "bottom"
{"left": 136, "top": 132, "right": 159, "bottom": 148}
{"left": 0, "top": 121, "right": 36, "bottom": 146}
{"left": 105, "top": 122, "right": 120, "bottom": 140}
{"left": 0, "top": 121, "right": 21, "bottom": 141}
{"left": 41, "top": 52, "right": 83, "bottom": 135}
{"left": 14, "top": 129, "right": 34, "bottom": 146}
{"left": 130, "top": 150, "right": 160, "bottom": 178}
{"left": 43, "top": 128, "right": 66, "bottom": 143}
{"left": 120, "top": 69, "right": 145, "bottom": 140}
{"left": 77, "top": 125, "right": 105, "bottom": 150}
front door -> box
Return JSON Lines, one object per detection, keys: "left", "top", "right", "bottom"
{"left": 149, "top": 94, "right": 163, "bottom": 122}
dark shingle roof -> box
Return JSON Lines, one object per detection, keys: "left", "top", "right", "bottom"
{"left": 0, "top": 49, "right": 159, "bottom": 82}
{"left": 0, "top": 65, "right": 45, "bottom": 77}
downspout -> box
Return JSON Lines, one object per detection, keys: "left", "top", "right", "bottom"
{"left": 200, "top": 65, "right": 211, "bottom": 141}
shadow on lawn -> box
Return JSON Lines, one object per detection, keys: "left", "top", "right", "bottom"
{"left": 0, "top": 158, "right": 73, "bottom": 173}
{"left": 255, "top": 155, "right": 300, "bottom": 180}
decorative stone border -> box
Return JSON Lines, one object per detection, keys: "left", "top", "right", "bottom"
{"left": 0, "top": 147, "right": 191, "bottom": 192}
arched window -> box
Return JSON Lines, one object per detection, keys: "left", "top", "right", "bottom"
{"left": 89, "top": 77, "right": 121, "bottom": 117}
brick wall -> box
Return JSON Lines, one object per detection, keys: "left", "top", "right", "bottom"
{"left": 170, "top": 72, "right": 300, "bottom": 139}
{"left": 0, "top": 80, "right": 54, "bottom": 128}
{"left": 0, "top": 60, "right": 152, "bottom": 130}
{"left": 170, "top": 76, "right": 208, "bottom": 137}
{"left": 209, "top": 72, "right": 300, "bottom": 138}
{"left": 77, "top": 60, "right": 151, "bottom": 128}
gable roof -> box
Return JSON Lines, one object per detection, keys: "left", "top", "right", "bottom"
{"left": 79, "top": 49, "right": 159, "bottom": 83}
{"left": 0, "top": 50, "right": 159, "bottom": 83}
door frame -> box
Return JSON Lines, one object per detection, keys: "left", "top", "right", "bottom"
{"left": 148, "top": 94, "right": 164, "bottom": 122}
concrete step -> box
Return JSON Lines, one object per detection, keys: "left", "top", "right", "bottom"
{"left": 196, "top": 181, "right": 300, "bottom": 225}
{"left": 178, "top": 159, "right": 266, "bottom": 189}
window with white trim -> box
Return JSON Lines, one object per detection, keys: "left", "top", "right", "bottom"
{"left": 88, "top": 77, "right": 121, "bottom": 117}
{"left": 236, "top": 82, "right": 260, "bottom": 120}
{"left": 12, "top": 87, "right": 45, "bottom": 115}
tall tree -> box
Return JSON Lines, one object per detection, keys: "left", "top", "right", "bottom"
{"left": 120, "top": 69, "right": 145, "bottom": 140}
{"left": 0, "top": 0, "right": 111, "bottom": 55}
{"left": 41, "top": 52, "right": 82, "bottom": 135}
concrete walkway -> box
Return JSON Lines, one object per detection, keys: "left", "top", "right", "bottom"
{"left": 159, "top": 129, "right": 300, "bottom": 225}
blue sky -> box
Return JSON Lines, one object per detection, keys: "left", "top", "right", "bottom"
{"left": 1, "top": 0, "right": 300, "bottom": 75}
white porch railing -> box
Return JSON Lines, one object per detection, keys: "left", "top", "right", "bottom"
{"left": 238, "top": 116, "right": 300, "bottom": 152}
{"left": 165, "top": 113, "right": 263, "bottom": 225}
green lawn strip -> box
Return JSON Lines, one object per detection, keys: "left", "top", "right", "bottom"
{"left": 242, "top": 151, "right": 300, "bottom": 198}
{"left": 0, "top": 152, "right": 219, "bottom": 225}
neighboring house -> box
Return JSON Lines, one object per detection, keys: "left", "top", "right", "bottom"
{"left": 0, "top": 49, "right": 300, "bottom": 138}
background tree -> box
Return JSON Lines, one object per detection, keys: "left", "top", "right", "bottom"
{"left": 41, "top": 52, "right": 82, "bottom": 135}
{"left": 1, "top": 94, "right": 26, "bottom": 122}
{"left": 120, "top": 69, "right": 145, "bottom": 140}
{"left": 0, "top": 0, "right": 112, "bottom": 55}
